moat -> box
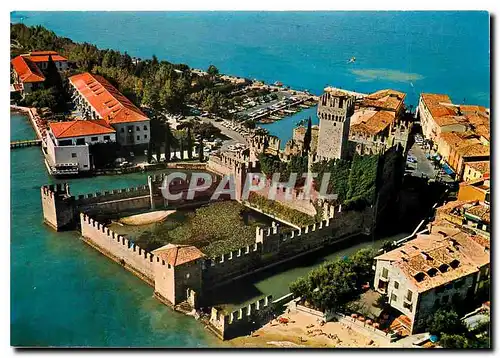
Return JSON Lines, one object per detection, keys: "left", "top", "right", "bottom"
{"left": 11, "top": 111, "right": 406, "bottom": 346}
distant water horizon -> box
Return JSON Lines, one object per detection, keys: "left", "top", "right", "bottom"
{"left": 11, "top": 11, "right": 490, "bottom": 108}
{"left": 10, "top": 11, "right": 490, "bottom": 347}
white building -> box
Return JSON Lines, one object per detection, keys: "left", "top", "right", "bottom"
{"left": 45, "top": 120, "right": 116, "bottom": 175}
{"left": 374, "top": 225, "right": 490, "bottom": 334}
{"left": 68, "top": 72, "right": 150, "bottom": 149}
{"left": 11, "top": 51, "right": 69, "bottom": 96}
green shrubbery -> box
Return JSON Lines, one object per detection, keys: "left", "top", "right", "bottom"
{"left": 289, "top": 248, "right": 377, "bottom": 312}
{"left": 134, "top": 201, "right": 261, "bottom": 257}
{"left": 426, "top": 308, "right": 490, "bottom": 348}
{"left": 247, "top": 192, "right": 316, "bottom": 227}
{"left": 312, "top": 153, "right": 380, "bottom": 210}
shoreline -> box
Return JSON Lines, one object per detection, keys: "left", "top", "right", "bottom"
{"left": 227, "top": 309, "right": 391, "bottom": 348}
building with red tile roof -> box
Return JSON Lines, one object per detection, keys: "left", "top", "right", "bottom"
{"left": 45, "top": 120, "right": 117, "bottom": 175}
{"left": 346, "top": 88, "right": 411, "bottom": 156}
{"left": 11, "top": 51, "right": 69, "bottom": 96}
{"left": 374, "top": 226, "right": 490, "bottom": 334}
{"left": 69, "top": 72, "right": 150, "bottom": 148}
{"left": 153, "top": 244, "right": 205, "bottom": 267}
{"left": 152, "top": 244, "right": 205, "bottom": 306}
{"left": 10, "top": 55, "right": 45, "bottom": 95}
{"left": 417, "top": 93, "right": 490, "bottom": 149}
{"left": 49, "top": 120, "right": 116, "bottom": 139}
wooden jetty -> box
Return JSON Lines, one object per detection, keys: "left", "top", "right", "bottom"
{"left": 11, "top": 139, "right": 42, "bottom": 149}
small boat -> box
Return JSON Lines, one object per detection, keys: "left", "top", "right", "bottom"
{"left": 348, "top": 57, "right": 356, "bottom": 63}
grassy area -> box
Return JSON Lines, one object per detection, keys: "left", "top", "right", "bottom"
{"left": 131, "top": 201, "right": 271, "bottom": 257}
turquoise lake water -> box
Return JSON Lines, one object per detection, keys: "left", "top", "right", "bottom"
{"left": 11, "top": 11, "right": 490, "bottom": 108}
{"left": 10, "top": 11, "right": 489, "bottom": 347}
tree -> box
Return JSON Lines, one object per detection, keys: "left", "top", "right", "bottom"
{"left": 207, "top": 64, "right": 219, "bottom": 79}
{"left": 198, "top": 137, "right": 204, "bottom": 162}
{"left": 439, "top": 334, "right": 471, "bottom": 349}
{"left": 192, "top": 121, "right": 221, "bottom": 140}
{"left": 426, "top": 308, "right": 466, "bottom": 336}
{"left": 22, "top": 88, "right": 57, "bottom": 110}
{"left": 303, "top": 116, "right": 312, "bottom": 154}
{"left": 89, "top": 142, "right": 120, "bottom": 169}
{"left": 186, "top": 126, "right": 193, "bottom": 159}
{"left": 164, "top": 123, "right": 172, "bottom": 162}
{"left": 43, "top": 54, "right": 66, "bottom": 111}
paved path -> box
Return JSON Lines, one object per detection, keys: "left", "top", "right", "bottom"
{"left": 407, "top": 141, "right": 454, "bottom": 183}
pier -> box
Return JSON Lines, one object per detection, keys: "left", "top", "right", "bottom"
{"left": 11, "top": 139, "right": 42, "bottom": 149}
{"left": 252, "top": 96, "right": 315, "bottom": 123}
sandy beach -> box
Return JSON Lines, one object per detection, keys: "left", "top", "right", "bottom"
{"left": 118, "top": 210, "right": 176, "bottom": 225}
{"left": 228, "top": 309, "right": 392, "bottom": 348}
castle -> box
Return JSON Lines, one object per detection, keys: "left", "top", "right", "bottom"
{"left": 39, "top": 85, "right": 411, "bottom": 340}
{"left": 316, "top": 88, "right": 355, "bottom": 161}
{"left": 41, "top": 169, "right": 374, "bottom": 340}
{"left": 313, "top": 87, "right": 411, "bottom": 162}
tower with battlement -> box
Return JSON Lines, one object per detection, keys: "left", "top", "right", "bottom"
{"left": 41, "top": 183, "right": 75, "bottom": 231}
{"left": 316, "top": 89, "right": 355, "bottom": 161}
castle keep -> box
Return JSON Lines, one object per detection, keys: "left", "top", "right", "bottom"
{"left": 316, "top": 89, "right": 355, "bottom": 161}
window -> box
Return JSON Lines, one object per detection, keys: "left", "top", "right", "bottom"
{"left": 403, "top": 302, "right": 413, "bottom": 311}
{"left": 391, "top": 294, "right": 397, "bottom": 303}
{"left": 394, "top": 281, "right": 399, "bottom": 289}
{"left": 406, "top": 290, "right": 413, "bottom": 302}
{"left": 104, "top": 135, "right": 110, "bottom": 141}
{"left": 71, "top": 153, "right": 77, "bottom": 158}
{"left": 137, "top": 135, "right": 140, "bottom": 140}
{"left": 136, "top": 126, "right": 140, "bottom": 131}
{"left": 382, "top": 268, "right": 389, "bottom": 279}
{"left": 75, "top": 138, "right": 85, "bottom": 145}
{"left": 144, "top": 135, "right": 148, "bottom": 139}
{"left": 91, "top": 136, "right": 98, "bottom": 142}
{"left": 454, "top": 279, "right": 465, "bottom": 289}
{"left": 83, "top": 164, "right": 88, "bottom": 168}
{"left": 143, "top": 125, "right": 148, "bottom": 130}
{"left": 121, "top": 128, "right": 125, "bottom": 133}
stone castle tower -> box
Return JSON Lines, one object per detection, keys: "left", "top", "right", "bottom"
{"left": 316, "top": 89, "right": 355, "bottom": 161}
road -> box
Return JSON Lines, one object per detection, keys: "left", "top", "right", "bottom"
{"left": 201, "top": 118, "right": 248, "bottom": 151}
{"left": 406, "top": 140, "right": 455, "bottom": 183}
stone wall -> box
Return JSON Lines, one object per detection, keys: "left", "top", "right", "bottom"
{"left": 80, "top": 213, "right": 155, "bottom": 285}
{"left": 202, "top": 242, "right": 263, "bottom": 288}
{"left": 41, "top": 183, "right": 75, "bottom": 231}
{"left": 202, "top": 206, "right": 373, "bottom": 290}
{"left": 208, "top": 295, "right": 274, "bottom": 340}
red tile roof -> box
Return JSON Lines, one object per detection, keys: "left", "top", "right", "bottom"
{"left": 350, "top": 110, "right": 396, "bottom": 135}
{"left": 376, "top": 228, "right": 490, "bottom": 293}
{"left": 49, "top": 120, "right": 116, "bottom": 139}
{"left": 362, "top": 89, "right": 406, "bottom": 112}
{"left": 153, "top": 244, "right": 205, "bottom": 267}
{"left": 11, "top": 55, "right": 45, "bottom": 83}
{"left": 24, "top": 51, "right": 68, "bottom": 63}
{"left": 420, "top": 93, "right": 458, "bottom": 118}
{"left": 69, "top": 72, "right": 149, "bottom": 124}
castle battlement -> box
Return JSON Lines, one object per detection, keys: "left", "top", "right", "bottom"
{"left": 203, "top": 241, "right": 262, "bottom": 269}
{"left": 76, "top": 185, "right": 149, "bottom": 201}
{"left": 41, "top": 183, "right": 71, "bottom": 199}
{"left": 81, "top": 213, "right": 155, "bottom": 262}
{"left": 209, "top": 294, "right": 273, "bottom": 338}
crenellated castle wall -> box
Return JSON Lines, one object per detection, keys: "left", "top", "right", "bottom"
{"left": 202, "top": 205, "right": 373, "bottom": 290}
{"left": 80, "top": 213, "right": 156, "bottom": 284}
{"left": 208, "top": 295, "right": 274, "bottom": 340}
